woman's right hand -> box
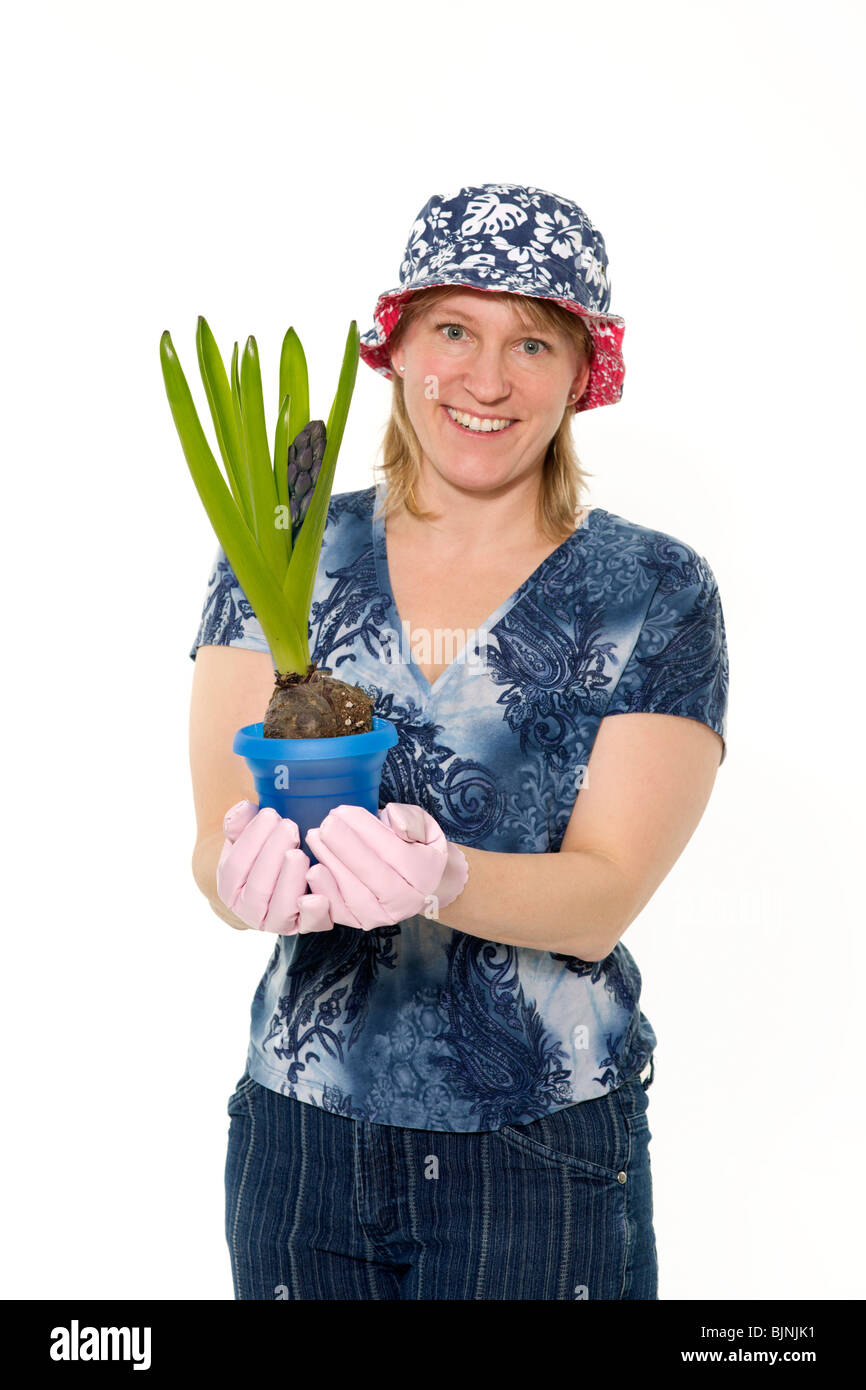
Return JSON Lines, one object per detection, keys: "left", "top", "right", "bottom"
{"left": 216, "top": 801, "right": 333, "bottom": 935}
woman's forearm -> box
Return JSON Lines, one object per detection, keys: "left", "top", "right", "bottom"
{"left": 192, "top": 832, "right": 252, "bottom": 931}
{"left": 433, "top": 845, "right": 633, "bottom": 961}
{"left": 192, "top": 827, "right": 632, "bottom": 957}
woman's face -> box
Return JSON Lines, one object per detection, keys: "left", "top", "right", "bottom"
{"left": 390, "top": 287, "right": 590, "bottom": 500}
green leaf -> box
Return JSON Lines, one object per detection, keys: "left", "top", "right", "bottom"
{"left": 273, "top": 392, "right": 292, "bottom": 567}
{"left": 160, "top": 330, "right": 306, "bottom": 673}
{"left": 195, "top": 316, "right": 252, "bottom": 530}
{"left": 230, "top": 342, "right": 256, "bottom": 533}
{"left": 239, "top": 336, "right": 287, "bottom": 585}
{"left": 283, "top": 322, "right": 360, "bottom": 650}
{"left": 279, "top": 327, "right": 310, "bottom": 454}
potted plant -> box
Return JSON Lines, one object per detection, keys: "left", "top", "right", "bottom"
{"left": 159, "top": 316, "right": 397, "bottom": 863}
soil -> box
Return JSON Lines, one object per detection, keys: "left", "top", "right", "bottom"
{"left": 263, "top": 661, "right": 374, "bottom": 739}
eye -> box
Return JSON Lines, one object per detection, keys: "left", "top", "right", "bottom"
{"left": 435, "top": 323, "right": 552, "bottom": 354}
{"left": 436, "top": 323, "right": 467, "bottom": 342}
{"left": 519, "top": 338, "right": 551, "bottom": 355}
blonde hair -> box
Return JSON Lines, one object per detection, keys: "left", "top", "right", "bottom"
{"left": 371, "top": 286, "right": 596, "bottom": 545}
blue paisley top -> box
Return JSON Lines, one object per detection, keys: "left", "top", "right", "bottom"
{"left": 189, "top": 483, "right": 728, "bottom": 1131}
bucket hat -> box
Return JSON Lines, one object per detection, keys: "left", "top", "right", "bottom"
{"left": 359, "top": 183, "right": 625, "bottom": 412}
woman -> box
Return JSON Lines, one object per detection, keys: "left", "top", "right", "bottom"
{"left": 188, "top": 183, "right": 729, "bottom": 1300}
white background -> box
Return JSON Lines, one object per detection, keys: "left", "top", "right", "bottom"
{"left": 2, "top": 0, "right": 863, "bottom": 1301}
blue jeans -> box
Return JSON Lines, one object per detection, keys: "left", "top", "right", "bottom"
{"left": 225, "top": 1065, "right": 658, "bottom": 1300}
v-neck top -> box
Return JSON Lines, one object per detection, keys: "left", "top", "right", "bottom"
{"left": 371, "top": 500, "right": 593, "bottom": 699}
{"left": 190, "top": 483, "right": 729, "bottom": 1131}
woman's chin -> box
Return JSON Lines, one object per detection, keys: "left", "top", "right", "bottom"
{"left": 421, "top": 444, "right": 534, "bottom": 485}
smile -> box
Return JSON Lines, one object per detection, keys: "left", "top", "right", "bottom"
{"left": 443, "top": 405, "right": 517, "bottom": 435}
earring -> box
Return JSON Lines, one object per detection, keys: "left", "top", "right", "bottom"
{"left": 399, "top": 365, "right": 405, "bottom": 372}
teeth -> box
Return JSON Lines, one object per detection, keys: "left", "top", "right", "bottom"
{"left": 446, "top": 406, "right": 515, "bottom": 433}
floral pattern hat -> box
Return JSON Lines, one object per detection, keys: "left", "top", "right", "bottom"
{"left": 359, "top": 183, "right": 625, "bottom": 412}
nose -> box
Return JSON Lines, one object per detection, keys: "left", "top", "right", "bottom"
{"left": 459, "top": 350, "right": 513, "bottom": 406}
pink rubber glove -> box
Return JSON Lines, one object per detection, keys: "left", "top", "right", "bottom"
{"left": 216, "top": 800, "right": 334, "bottom": 934}
{"left": 303, "top": 803, "right": 470, "bottom": 931}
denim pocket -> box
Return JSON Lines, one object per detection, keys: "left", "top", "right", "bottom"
{"left": 614, "top": 1073, "right": 652, "bottom": 1142}
{"left": 496, "top": 1088, "right": 630, "bottom": 1181}
{"left": 227, "top": 1071, "right": 258, "bottom": 1116}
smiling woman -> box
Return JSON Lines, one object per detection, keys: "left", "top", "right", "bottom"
{"left": 190, "top": 182, "right": 728, "bottom": 1303}
{"left": 378, "top": 283, "right": 597, "bottom": 545}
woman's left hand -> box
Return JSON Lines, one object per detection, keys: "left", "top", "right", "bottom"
{"left": 303, "top": 803, "right": 470, "bottom": 931}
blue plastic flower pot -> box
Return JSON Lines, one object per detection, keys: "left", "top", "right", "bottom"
{"left": 232, "top": 716, "right": 399, "bottom": 867}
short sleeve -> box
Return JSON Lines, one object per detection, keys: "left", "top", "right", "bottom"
{"left": 604, "top": 554, "right": 729, "bottom": 764}
{"left": 188, "top": 545, "right": 271, "bottom": 662}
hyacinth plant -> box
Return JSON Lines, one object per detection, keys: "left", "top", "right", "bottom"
{"left": 159, "top": 316, "right": 374, "bottom": 739}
